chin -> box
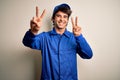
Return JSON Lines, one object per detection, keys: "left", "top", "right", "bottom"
{"left": 59, "top": 24, "right": 67, "bottom": 28}
{"left": 58, "top": 25, "right": 66, "bottom": 29}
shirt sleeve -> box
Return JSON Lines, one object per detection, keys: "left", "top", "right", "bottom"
{"left": 75, "top": 34, "right": 93, "bottom": 59}
{"left": 22, "top": 29, "right": 43, "bottom": 50}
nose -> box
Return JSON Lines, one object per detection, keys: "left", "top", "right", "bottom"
{"left": 60, "top": 17, "right": 64, "bottom": 21}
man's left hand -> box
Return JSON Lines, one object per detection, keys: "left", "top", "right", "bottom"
{"left": 71, "top": 17, "right": 82, "bottom": 36}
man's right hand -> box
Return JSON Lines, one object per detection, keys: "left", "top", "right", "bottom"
{"left": 30, "top": 6, "right": 46, "bottom": 35}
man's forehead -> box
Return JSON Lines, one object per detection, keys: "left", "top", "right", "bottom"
{"left": 55, "top": 11, "right": 68, "bottom": 16}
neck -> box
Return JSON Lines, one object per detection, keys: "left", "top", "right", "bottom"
{"left": 54, "top": 27, "right": 66, "bottom": 35}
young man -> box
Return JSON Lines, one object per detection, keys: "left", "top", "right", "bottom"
{"left": 23, "top": 3, "right": 93, "bottom": 80}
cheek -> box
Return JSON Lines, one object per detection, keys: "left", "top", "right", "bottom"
{"left": 54, "top": 18, "right": 59, "bottom": 22}
{"left": 65, "top": 18, "right": 69, "bottom": 22}
{"left": 65, "top": 19, "right": 69, "bottom": 24}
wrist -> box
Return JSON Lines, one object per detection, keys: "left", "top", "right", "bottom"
{"left": 74, "top": 33, "right": 81, "bottom": 37}
{"left": 30, "top": 29, "right": 39, "bottom": 35}
{"left": 75, "top": 34, "right": 83, "bottom": 40}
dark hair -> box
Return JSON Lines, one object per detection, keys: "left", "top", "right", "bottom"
{"left": 52, "top": 3, "right": 72, "bottom": 19}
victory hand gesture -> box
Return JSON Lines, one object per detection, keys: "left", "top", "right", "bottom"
{"left": 71, "top": 17, "right": 82, "bottom": 36}
{"left": 30, "top": 6, "right": 46, "bottom": 35}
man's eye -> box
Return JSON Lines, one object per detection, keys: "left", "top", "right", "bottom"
{"left": 56, "top": 15, "right": 60, "bottom": 17}
{"left": 64, "top": 16, "right": 68, "bottom": 18}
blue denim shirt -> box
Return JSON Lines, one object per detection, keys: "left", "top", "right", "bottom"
{"left": 23, "top": 28, "right": 93, "bottom": 80}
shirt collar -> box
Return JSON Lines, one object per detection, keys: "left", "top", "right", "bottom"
{"left": 50, "top": 28, "right": 71, "bottom": 38}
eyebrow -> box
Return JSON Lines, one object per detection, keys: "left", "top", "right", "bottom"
{"left": 55, "top": 13, "right": 68, "bottom": 17}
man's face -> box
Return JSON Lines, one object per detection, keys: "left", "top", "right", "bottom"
{"left": 53, "top": 11, "right": 69, "bottom": 29}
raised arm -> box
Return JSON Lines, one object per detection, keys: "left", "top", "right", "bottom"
{"left": 22, "top": 6, "right": 46, "bottom": 49}
{"left": 71, "top": 17, "right": 93, "bottom": 59}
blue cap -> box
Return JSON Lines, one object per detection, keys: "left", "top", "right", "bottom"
{"left": 52, "top": 3, "right": 72, "bottom": 19}
{"left": 53, "top": 3, "right": 71, "bottom": 15}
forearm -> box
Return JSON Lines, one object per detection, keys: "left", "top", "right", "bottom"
{"left": 22, "top": 30, "right": 41, "bottom": 49}
{"left": 75, "top": 34, "right": 93, "bottom": 59}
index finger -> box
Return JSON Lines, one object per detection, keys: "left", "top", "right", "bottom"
{"left": 71, "top": 17, "right": 75, "bottom": 27}
{"left": 36, "top": 6, "right": 39, "bottom": 17}
{"left": 75, "top": 16, "right": 78, "bottom": 26}
{"left": 40, "top": 9, "right": 46, "bottom": 18}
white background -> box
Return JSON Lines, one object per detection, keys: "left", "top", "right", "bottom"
{"left": 0, "top": 0, "right": 120, "bottom": 80}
